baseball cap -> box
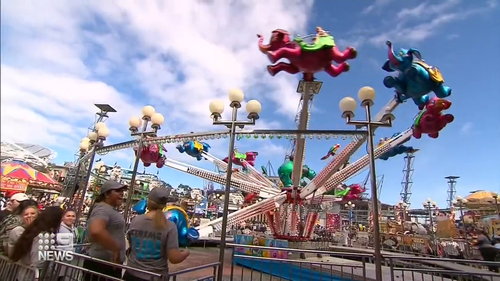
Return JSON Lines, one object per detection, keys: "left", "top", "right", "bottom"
{"left": 148, "top": 187, "right": 170, "bottom": 205}
{"left": 11, "top": 193, "right": 29, "bottom": 202}
{"left": 99, "top": 180, "right": 127, "bottom": 195}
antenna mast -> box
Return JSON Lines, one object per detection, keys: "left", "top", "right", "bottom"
{"left": 400, "top": 149, "right": 418, "bottom": 207}
{"left": 445, "top": 176, "right": 460, "bottom": 208}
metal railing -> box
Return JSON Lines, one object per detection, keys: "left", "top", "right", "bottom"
{"left": 0, "top": 251, "right": 219, "bottom": 281}
{"left": 227, "top": 243, "right": 500, "bottom": 281}
{"left": 327, "top": 233, "right": 481, "bottom": 260}
{"left": 1, "top": 242, "right": 499, "bottom": 280}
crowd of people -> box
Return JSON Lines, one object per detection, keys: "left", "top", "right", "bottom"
{"left": 0, "top": 192, "right": 78, "bottom": 280}
{"left": 1, "top": 180, "right": 499, "bottom": 280}
{"left": 0, "top": 180, "right": 189, "bottom": 281}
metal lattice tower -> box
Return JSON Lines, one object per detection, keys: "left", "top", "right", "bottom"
{"left": 284, "top": 93, "right": 314, "bottom": 162}
{"left": 63, "top": 104, "right": 116, "bottom": 197}
{"left": 400, "top": 150, "right": 418, "bottom": 207}
{"left": 446, "top": 176, "right": 460, "bottom": 208}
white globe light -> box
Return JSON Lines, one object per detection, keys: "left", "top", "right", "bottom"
{"left": 209, "top": 100, "right": 225, "bottom": 114}
{"left": 246, "top": 100, "right": 262, "bottom": 114}
{"left": 97, "top": 126, "right": 110, "bottom": 138}
{"left": 129, "top": 117, "right": 142, "bottom": 128}
{"left": 95, "top": 122, "right": 106, "bottom": 131}
{"left": 456, "top": 196, "right": 462, "bottom": 201}
{"left": 492, "top": 192, "right": 498, "bottom": 198}
{"left": 81, "top": 137, "right": 90, "bottom": 144}
{"left": 88, "top": 132, "right": 98, "bottom": 141}
{"left": 151, "top": 113, "right": 165, "bottom": 126}
{"left": 142, "top": 105, "right": 156, "bottom": 118}
{"left": 79, "top": 142, "right": 89, "bottom": 151}
{"left": 358, "top": 86, "right": 376, "bottom": 102}
{"left": 462, "top": 199, "right": 468, "bottom": 204}
{"left": 339, "top": 97, "right": 357, "bottom": 113}
{"left": 452, "top": 200, "right": 458, "bottom": 205}
{"left": 228, "top": 88, "right": 244, "bottom": 103}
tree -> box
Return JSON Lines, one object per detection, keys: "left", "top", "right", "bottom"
{"left": 178, "top": 184, "right": 192, "bottom": 198}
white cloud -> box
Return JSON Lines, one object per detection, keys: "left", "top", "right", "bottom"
{"left": 348, "top": 0, "right": 495, "bottom": 47}
{"left": 258, "top": 143, "right": 288, "bottom": 157}
{"left": 1, "top": 0, "right": 314, "bottom": 162}
{"left": 360, "top": 0, "right": 393, "bottom": 15}
{"left": 396, "top": 0, "right": 459, "bottom": 20}
{"left": 460, "top": 122, "right": 473, "bottom": 135}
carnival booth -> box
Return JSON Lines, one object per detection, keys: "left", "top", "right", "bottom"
{"left": 464, "top": 191, "right": 500, "bottom": 236}
{"left": 1, "top": 160, "right": 62, "bottom": 195}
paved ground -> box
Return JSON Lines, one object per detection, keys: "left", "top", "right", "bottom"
{"left": 169, "top": 248, "right": 281, "bottom": 281}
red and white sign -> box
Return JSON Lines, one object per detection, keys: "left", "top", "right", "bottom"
{"left": 1, "top": 179, "right": 28, "bottom": 192}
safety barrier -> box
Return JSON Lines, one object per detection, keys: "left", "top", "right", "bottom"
{"left": 227, "top": 243, "right": 500, "bottom": 281}
{"left": 0, "top": 251, "right": 219, "bottom": 281}
{"left": 0, "top": 254, "right": 39, "bottom": 280}
{"left": 330, "top": 232, "right": 481, "bottom": 259}
{"left": 1, "top": 243, "right": 498, "bottom": 280}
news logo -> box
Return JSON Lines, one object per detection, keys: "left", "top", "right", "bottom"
{"left": 37, "top": 233, "right": 74, "bottom": 261}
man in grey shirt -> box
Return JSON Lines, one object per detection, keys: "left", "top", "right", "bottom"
{"left": 124, "top": 187, "right": 189, "bottom": 281}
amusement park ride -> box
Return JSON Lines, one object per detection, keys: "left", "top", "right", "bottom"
{"left": 67, "top": 27, "right": 455, "bottom": 272}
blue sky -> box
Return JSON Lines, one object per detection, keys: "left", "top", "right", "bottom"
{"left": 1, "top": 0, "right": 499, "bottom": 208}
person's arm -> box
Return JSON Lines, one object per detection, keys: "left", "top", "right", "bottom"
{"left": 8, "top": 226, "right": 24, "bottom": 257}
{"left": 165, "top": 223, "right": 189, "bottom": 264}
{"left": 1, "top": 216, "right": 15, "bottom": 253}
{"left": 88, "top": 209, "right": 120, "bottom": 253}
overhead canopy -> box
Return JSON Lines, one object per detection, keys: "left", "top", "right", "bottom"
{"left": 465, "top": 190, "right": 497, "bottom": 206}
{"left": 1, "top": 160, "right": 62, "bottom": 192}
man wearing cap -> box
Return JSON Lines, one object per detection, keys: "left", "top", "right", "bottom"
{"left": 83, "top": 180, "right": 127, "bottom": 280}
{"left": 0, "top": 193, "right": 29, "bottom": 222}
{"left": 123, "top": 187, "right": 189, "bottom": 281}
{"left": 0, "top": 195, "right": 37, "bottom": 255}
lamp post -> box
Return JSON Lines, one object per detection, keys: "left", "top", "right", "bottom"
{"left": 69, "top": 139, "right": 91, "bottom": 199}
{"left": 76, "top": 123, "right": 110, "bottom": 222}
{"left": 345, "top": 201, "right": 355, "bottom": 225}
{"left": 123, "top": 106, "right": 165, "bottom": 220}
{"left": 339, "top": 86, "right": 395, "bottom": 281}
{"left": 209, "top": 89, "right": 262, "bottom": 281}
{"left": 422, "top": 199, "right": 437, "bottom": 230}
{"left": 453, "top": 196, "right": 470, "bottom": 256}
{"left": 422, "top": 199, "right": 438, "bottom": 255}
{"left": 398, "top": 201, "right": 408, "bottom": 222}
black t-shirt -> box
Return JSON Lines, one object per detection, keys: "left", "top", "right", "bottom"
{"left": 0, "top": 209, "right": 12, "bottom": 223}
